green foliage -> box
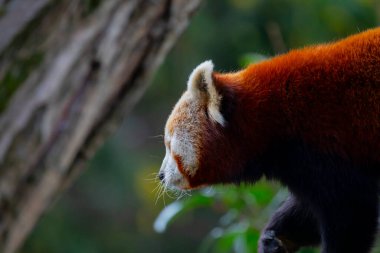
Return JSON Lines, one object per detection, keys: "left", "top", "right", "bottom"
{"left": 239, "top": 53, "right": 268, "bottom": 67}
{"left": 154, "top": 182, "right": 297, "bottom": 253}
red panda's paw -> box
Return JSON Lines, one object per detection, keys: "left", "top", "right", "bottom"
{"left": 258, "top": 230, "right": 290, "bottom": 253}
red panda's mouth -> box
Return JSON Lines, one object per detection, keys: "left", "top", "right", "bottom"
{"left": 166, "top": 177, "right": 191, "bottom": 190}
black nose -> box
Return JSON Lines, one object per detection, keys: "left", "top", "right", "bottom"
{"left": 158, "top": 172, "right": 165, "bottom": 181}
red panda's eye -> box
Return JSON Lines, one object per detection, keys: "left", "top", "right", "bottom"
{"left": 204, "top": 108, "right": 209, "bottom": 119}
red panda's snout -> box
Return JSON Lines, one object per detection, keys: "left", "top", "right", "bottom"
{"left": 158, "top": 145, "right": 191, "bottom": 190}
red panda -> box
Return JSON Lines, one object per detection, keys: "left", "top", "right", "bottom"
{"left": 158, "top": 28, "right": 380, "bottom": 253}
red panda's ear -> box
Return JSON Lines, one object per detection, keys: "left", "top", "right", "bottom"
{"left": 187, "top": 60, "right": 225, "bottom": 126}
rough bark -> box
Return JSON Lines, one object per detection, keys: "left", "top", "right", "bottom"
{"left": 0, "top": 0, "right": 201, "bottom": 252}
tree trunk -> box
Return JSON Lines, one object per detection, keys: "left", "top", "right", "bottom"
{"left": 0, "top": 0, "right": 201, "bottom": 252}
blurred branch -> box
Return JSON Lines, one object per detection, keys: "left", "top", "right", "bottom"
{"left": 0, "top": 0, "right": 202, "bottom": 252}
{"left": 265, "top": 21, "right": 287, "bottom": 54}
{"left": 376, "top": 1, "right": 380, "bottom": 26}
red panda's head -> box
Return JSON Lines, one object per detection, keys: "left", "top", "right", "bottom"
{"left": 158, "top": 61, "right": 254, "bottom": 190}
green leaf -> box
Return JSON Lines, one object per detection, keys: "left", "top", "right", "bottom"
{"left": 248, "top": 181, "right": 278, "bottom": 206}
{"left": 154, "top": 201, "right": 183, "bottom": 233}
{"left": 239, "top": 53, "right": 268, "bottom": 67}
{"left": 153, "top": 194, "right": 214, "bottom": 233}
{"left": 244, "top": 227, "right": 260, "bottom": 251}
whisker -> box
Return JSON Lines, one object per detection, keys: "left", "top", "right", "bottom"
{"left": 148, "top": 134, "right": 164, "bottom": 140}
{"left": 155, "top": 184, "right": 164, "bottom": 205}
{"left": 145, "top": 174, "right": 159, "bottom": 180}
{"left": 176, "top": 191, "right": 185, "bottom": 201}
{"left": 152, "top": 183, "right": 161, "bottom": 193}
{"left": 160, "top": 184, "right": 167, "bottom": 206}
{"left": 145, "top": 177, "right": 158, "bottom": 182}
{"left": 165, "top": 190, "right": 178, "bottom": 200}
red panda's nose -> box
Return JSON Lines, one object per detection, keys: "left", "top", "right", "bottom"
{"left": 158, "top": 172, "right": 165, "bottom": 182}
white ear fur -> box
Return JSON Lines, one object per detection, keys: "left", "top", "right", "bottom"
{"left": 187, "top": 60, "right": 225, "bottom": 126}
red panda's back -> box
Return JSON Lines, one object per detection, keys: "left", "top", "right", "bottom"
{"left": 245, "top": 28, "right": 380, "bottom": 164}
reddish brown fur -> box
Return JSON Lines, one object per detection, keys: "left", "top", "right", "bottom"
{"left": 188, "top": 28, "right": 380, "bottom": 188}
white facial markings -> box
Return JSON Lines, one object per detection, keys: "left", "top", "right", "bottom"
{"left": 171, "top": 131, "right": 197, "bottom": 176}
{"left": 160, "top": 130, "right": 191, "bottom": 190}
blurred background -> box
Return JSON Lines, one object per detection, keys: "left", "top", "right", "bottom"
{"left": 21, "top": 0, "right": 378, "bottom": 252}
